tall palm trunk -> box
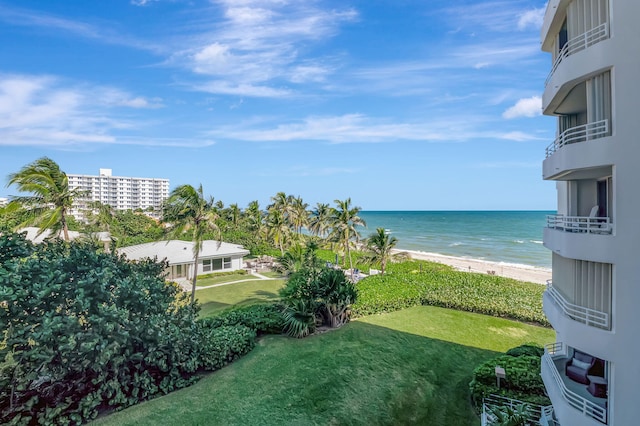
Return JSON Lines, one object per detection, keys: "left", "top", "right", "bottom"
{"left": 191, "top": 249, "right": 200, "bottom": 304}
{"left": 61, "top": 212, "right": 70, "bottom": 242}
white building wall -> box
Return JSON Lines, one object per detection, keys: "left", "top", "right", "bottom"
{"left": 541, "top": 1, "right": 640, "bottom": 425}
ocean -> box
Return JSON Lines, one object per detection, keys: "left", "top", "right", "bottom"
{"left": 357, "top": 211, "right": 553, "bottom": 269}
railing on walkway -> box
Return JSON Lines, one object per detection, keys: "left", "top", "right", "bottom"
{"left": 480, "top": 394, "right": 548, "bottom": 426}
{"left": 546, "top": 214, "right": 612, "bottom": 234}
{"left": 545, "top": 119, "right": 609, "bottom": 158}
{"left": 540, "top": 405, "right": 561, "bottom": 426}
{"left": 546, "top": 281, "right": 610, "bottom": 329}
{"left": 546, "top": 23, "right": 609, "bottom": 86}
{"left": 543, "top": 343, "right": 607, "bottom": 424}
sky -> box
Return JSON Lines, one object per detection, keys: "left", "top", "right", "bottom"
{"left": 0, "top": 0, "right": 555, "bottom": 211}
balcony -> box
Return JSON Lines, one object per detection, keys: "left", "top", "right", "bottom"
{"left": 545, "top": 281, "right": 609, "bottom": 329}
{"left": 542, "top": 343, "right": 607, "bottom": 424}
{"left": 546, "top": 215, "right": 611, "bottom": 235}
{"left": 545, "top": 23, "right": 609, "bottom": 87}
{"left": 545, "top": 120, "right": 609, "bottom": 158}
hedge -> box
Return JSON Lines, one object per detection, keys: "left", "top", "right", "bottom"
{"left": 199, "top": 325, "right": 256, "bottom": 371}
{"left": 469, "top": 346, "right": 550, "bottom": 410}
{"left": 352, "top": 269, "right": 548, "bottom": 326}
{"left": 200, "top": 303, "right": 284, "bottom": 335}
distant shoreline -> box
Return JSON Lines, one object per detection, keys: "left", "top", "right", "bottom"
{"left": 393, "top": 248, "right": 551, "bottom": 285}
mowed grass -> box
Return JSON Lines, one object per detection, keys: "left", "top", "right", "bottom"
{"left": 196, "top": 279, "right": 285, "bottom": 318}
{"left": 195, "top": 273, "right": 250, "bottom": 287}
{"left": 93, "top": 305, "right": 554, "bottom": 426}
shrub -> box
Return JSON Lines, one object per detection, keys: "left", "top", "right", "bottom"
{"left": 198, "top": 269, "right": 248, "bottom": 280}
{"left": 506, "top": 344, "right": 544, "bottom": 358}
{"left": 0, "top": 234, "right": 205, "bottom": 424}
{"left": 352, "top": 269, "right": 548, "bottom": 326}
{"left": 199, "top": 325, "right": 256, "bottom": 371}
{"left": 469, "top": 354, "right": 550, "bottom": 411}
{"left": 200, "top": 304, "right": 284, "bottom": 335}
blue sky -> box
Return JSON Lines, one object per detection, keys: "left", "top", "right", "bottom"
{"left": 0, "top": 0, "right": 554, "bottom": 210}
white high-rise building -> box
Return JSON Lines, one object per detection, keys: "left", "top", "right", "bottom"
{"left": 540, "top": 1, "right": 640, "bottom": 425}
{"left": 68, "top": 168, "right": 169, "bottom": 220}
{"left": 0, "top": 197, "right": 8, "bottom": 207}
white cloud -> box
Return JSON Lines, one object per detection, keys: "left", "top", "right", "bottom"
{"left": 498, "top": 131, "right": 543, "bottom": 142}
{"left": 206, "top": 113, "right": 539, "bottom": 144}
{"left": 518, "top": 7, "right": 545, "bottom": 30}
{"left": 502, "top": 96, "right": 542, "bottom": 119}
{"left": 0, "top": 74, "right": 172, "bottom": 147}
{"left": 172, "top": 1, "right": 357, "bottom": 97}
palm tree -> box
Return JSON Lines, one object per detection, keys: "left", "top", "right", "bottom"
{"left": 227, "top": 203, "right": 241, "bottom": 229}
{"left": 362, "top": 227, "right": 405, "bottom": 275}
{"left": 245, "top": 200, "right": 262, "bottom": 232}
{"left": 289, "top": 196, "right": 309, "bottom": 236}
{"left": 309, "top": 202, "right": 331, "bottom": 238}
{"left": 6, "top": 157, "right": 86, "bottom": 241}
{"left": 86, "top": 201, "right": 115, "bottom": 232}
{"left": 329, "top": 198, "right": 366, "bottom": 276}
{"left": 265, "top": 208, "right": 290, "bottom": 255}
{"left": 163, "top": 184, "right": 221, "bottom": 304}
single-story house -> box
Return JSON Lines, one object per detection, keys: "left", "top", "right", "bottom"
{"left": 117, "top": 240, "right": 250, "bottom": 281}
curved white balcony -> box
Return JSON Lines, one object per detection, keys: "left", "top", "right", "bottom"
{"left": 542, "top": 343, "right": 608, "bottom": 425}
{"left": 545, "top": 281, "right": 609, "bottom": 329}
{"left": 545, "top": 120, "right": 609, "bottom": 158}
{"left": 546, "top": 214, "right": 612, "bottom": 235}
{"left": 545, "top": 23, "right": 609, "bottom": 87}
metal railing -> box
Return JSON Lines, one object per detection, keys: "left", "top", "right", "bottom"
{"left": 546, "top": 281, "right": 610, "bottom": 329}
{"left": 540, "top": 405, "right": 561, "bottom": 426}
{"left": 545, "top": 119, "right": 609, "bottom": 158}
{"left": 481, "top": 394, "right": 548, "bottom": 426}
{"left": 543, "top": 343, "right": 607, "bottom": 424}
{"left": 546, "top": 23, "right": 609, "bottom": 86}
{"left": 546, "top": 214, "right": 612, "bottom": 234}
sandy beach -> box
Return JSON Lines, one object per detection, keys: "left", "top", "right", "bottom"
{"left": 396, "top": 249, "right": 551, "bottom": 285}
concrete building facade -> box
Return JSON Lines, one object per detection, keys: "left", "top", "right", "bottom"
{"left": 68, "top": 168, "right": 169, "bottom": 219}
{"left": 540, "top": 0, "right": 640, "bottom": 425}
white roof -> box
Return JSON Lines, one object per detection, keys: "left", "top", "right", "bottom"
{"left": 117, "top": 240, "right": 249, "bottom": 265}
{"left": 17, "top": 227, "right": 112, "bottom": 244}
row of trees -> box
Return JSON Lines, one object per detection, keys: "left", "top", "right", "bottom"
{"left": 3, "top": 158, "right": 402, "bottom": 299}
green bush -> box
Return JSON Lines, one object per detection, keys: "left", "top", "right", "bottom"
{"left": 198, "top": 269, "right": 248, "bottom": 280}
{"left": 506, "top": 344, "right": 544, "bottom": 358}
{"left": 200, "top": 304, "right": 284, "bottom": 335}
{"left": 0, "top": 234, "right": 205, "bottom": 424}
{"left": 352, "top": 268, "right": 548, "bottom": 326}
{"left": 469, "top": 354, "right": 550, "bottom": 411}
{"left": 199, "top": 325, "right": 256, "bottom": 371}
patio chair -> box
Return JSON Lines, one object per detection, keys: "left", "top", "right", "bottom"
{"left": 566, "top": 350, "right": 600, "bottom": 384}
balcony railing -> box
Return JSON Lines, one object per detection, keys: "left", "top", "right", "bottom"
{"left": 546, "top": 214, "right": 612, "bottom": 234}
{"left": 480, "top": 394, "right": 548, "bottom": 426}
{"left": 543, "top": 343, "right": 607, "bottom": 424}
{"left": 545, "top": 119, "right": 609, "bottom": 158}
{"left": 546, "top": 280, "right": 610, "bottom": 329}
{"left": 546, "top": 23, "right": 609, "bottom": 86}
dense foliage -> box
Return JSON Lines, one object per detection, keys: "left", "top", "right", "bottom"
{"left": 200, "top": 304, "right": 284, "bottom": 335}
{"left": 198, "top": 325, "right": 256, "bottom": 371}
{"left": 352, "top": 269, "right": 548, "bottom": 326}
{"left": 0, "top": 233, "right": 255, "bottom": 425}
{"left": 469, "top": 345, "right": 550, "bottom": 410}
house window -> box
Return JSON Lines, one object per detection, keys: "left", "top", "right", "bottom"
{"left": 202, "top": 257, "right": 233, "bottom": 272}
{"left": 202, "top": 259, "right": 212, "bottom": 272}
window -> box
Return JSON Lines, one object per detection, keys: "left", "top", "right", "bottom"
{"left": 203, "top": 257, "right": 232, "bottom": 272}
{"left": 203, "top": 259, "right": 212, "bottom": 272}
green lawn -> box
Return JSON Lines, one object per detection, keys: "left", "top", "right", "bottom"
{"left": 93, "top": 305, "right": 554, "bottom": 426}
{"left": 195, "top": 272, "right": 252, "bottom": 287}
{"left": 196, "top": 279, "right": 285, "bottom": 317}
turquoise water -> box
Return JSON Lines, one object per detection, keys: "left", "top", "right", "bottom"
{"left": 357, "top": 211, "right": 553, "bottom": 269}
